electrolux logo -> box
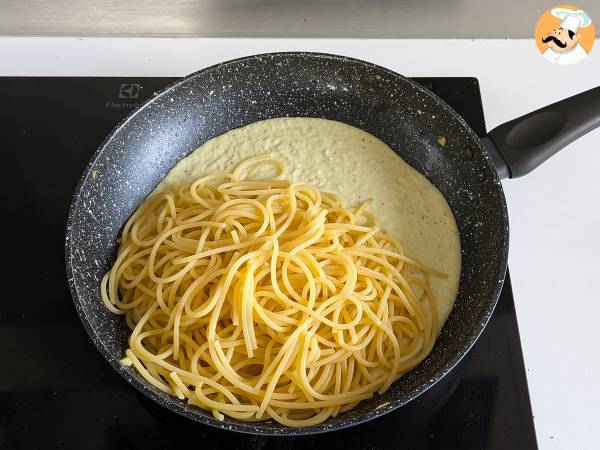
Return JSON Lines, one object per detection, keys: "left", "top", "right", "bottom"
{"left": 119, "top": 83, "right": 141, "bottom": 99}
{"left": 105, "top": 83, "right": 143, "bottom": 109}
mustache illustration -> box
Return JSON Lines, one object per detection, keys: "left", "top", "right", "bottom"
{"left": 542, "top": 35, "right": 567, "bottom": 48}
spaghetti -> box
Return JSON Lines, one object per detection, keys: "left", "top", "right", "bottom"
{"left": 101, "top": 154, "right": 445, "bottom": 427}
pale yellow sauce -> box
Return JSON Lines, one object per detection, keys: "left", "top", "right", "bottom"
{"left": 155, "top": 117, "right": 461, "bottom": 328}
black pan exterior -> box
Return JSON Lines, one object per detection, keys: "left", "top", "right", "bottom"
{"left": 66, "top": 53, "right": 509, "bottom": 435}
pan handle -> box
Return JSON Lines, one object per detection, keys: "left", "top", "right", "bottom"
{"left": 481, "top": 86, "right": 600, "bottom": 179}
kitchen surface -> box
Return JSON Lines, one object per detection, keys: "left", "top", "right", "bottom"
{"left": 1, "top": 35, "right": 599, "bottom": 450}
{"left": 1, "top": 1, "right": 600, "bottom": 38}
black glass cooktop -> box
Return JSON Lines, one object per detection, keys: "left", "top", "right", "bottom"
{"left": 0, "top": 76, "right": 536, "bottom": 450}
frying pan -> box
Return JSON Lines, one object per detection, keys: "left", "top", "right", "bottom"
{"left": 65, "top": 52, "right": 600, "bottom": 435}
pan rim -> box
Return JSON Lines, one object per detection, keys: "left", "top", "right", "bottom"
{"left": 65, "top": 51, "right": 509, "bottom": 436}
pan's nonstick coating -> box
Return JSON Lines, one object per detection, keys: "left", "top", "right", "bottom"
{"left": 66, "top": 53, "right": 508, "bottom": 435}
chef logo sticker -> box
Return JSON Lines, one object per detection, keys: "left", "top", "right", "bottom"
{"left": 535, "top": 5, "right": 594, "bottom": 65}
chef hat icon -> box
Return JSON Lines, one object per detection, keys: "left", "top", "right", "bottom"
{"left": 551, "top": 8, "right": 592, "bottom": 33}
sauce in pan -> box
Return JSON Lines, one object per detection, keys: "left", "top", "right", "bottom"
{"left": 155, "top": 117, "right": 461, "bottom": 328}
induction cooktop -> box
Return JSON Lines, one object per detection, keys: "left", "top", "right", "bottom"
{"left": 0, "top": 76, "right": 537, "bottom": 450}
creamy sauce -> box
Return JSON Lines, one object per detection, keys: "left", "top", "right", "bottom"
{"left": 156, "top": 118, "right": 461, "bottom": 328}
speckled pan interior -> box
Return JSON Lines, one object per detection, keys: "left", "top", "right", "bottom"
{"left": 65, "top": 53, "right": 509, "bottom": 435}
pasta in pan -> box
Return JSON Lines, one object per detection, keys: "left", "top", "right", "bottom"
{"left": 101, "top": 154, "right": 445, "bottom": 427}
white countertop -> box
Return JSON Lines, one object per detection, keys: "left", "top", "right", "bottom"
{"left": 3, "top": 37, "right": 599, "bottom": 450}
